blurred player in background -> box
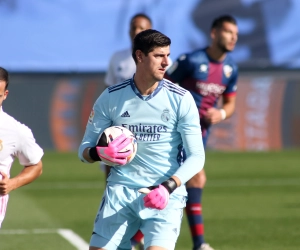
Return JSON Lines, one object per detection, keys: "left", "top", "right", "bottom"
{"left": 0, "top": 66, "right": 43, "bottom": 228}
{"left": 79, "top": 29, "right": 205, "bottom": 250}
{"left": 166, "top": 15, "right": 239, "bottom": 250}
{"left": 104, "top": 13, "right": 152, "bottom": 250}
{"left": 105, "top": 13, "right": 152, "bottom": 87}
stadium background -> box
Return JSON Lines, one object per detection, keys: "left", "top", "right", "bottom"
{"left": 1, "top": 1, "right": 300, "bottom": 249}
{"left": 1, "top": 0, "right": 300, "bottom": 151}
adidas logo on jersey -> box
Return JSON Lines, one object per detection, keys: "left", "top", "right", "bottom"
{"left": 121, "top": 111, "right": 130, "bottom": 117}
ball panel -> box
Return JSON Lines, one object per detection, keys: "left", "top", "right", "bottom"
{"left": 97, "top": 131, "right": 108, "bottom": 147}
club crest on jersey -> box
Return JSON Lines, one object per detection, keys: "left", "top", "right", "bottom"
{"left": 161, "top": 109, "right": 170, "bottom": 122}
{"left": 223, "top": 65, "right": 233, "bottom": 78}
{"left": 199, "top": 64, "right": 208, "bottom": 73}
{"left": 88, "top": 109, "right": 95, "bottom": 124}
{"left": 0, "top": 140, "right": 3, "bottom": 151}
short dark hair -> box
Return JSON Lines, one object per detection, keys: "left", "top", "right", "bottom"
{"left": 211, "top": 15, "right": 237, "bottom": 30}
{"left": 132, "top": 29, "right": 171, "bottom": 63}
{"left": 0, "top": 67, "right": 9, "bottom": 90}
{"left": 130, "top": 13, "right": 152, "bottom": 26}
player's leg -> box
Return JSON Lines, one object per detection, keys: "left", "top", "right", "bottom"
{"left": 185, "top": 128, "right": 214, "bottom": 250}
{"left": 103, "top": 166, "right": 145, "bottom": 249}
{"left": 186, "top": 169, "right": 210, "bottom": 250}
{"left": 141, "top": 194, "right": 185, "bottom": 250}
{"left": 131, "top": 229, "right": 144, "bottom": 249}
{"left": 0, "top": 195, "right": 9, "bottom": 228}
{"left": 90, "top": 185, "right": 140, "bottom": 250}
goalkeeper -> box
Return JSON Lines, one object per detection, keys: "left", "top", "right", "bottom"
{"left": 78, "top": 29, "right": 205, "bottom": 250}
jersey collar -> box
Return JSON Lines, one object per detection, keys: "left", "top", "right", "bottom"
{"left": 130, "top": 76, "right": 164, "bottom": 101}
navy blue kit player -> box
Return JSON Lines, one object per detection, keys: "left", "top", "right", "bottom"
{"left": 79, "top": 29, "right": 205, "bottom": 250}
{"left": 166, "top": 15, "right": 239, "bottom": 250}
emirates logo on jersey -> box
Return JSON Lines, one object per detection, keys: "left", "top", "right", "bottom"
{"left": 196, "top": 82, "right": 226, "bottom": 97}
{"left": 0, "top": 140, "right": 3, "bottom": 151}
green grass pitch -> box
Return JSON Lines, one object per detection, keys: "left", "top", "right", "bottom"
{"left": 1, "top": 150, "right": 300, "bottom": 250}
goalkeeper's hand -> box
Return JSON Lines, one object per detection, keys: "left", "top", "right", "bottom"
{"left": 89, "top": 134, "right": 132, "bottom": 165}
{"left": 139, "top": 178, "right": 178, "bottom": 210}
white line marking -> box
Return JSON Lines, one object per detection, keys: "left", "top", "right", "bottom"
{"left": 58, "top": 229, "right": 89, "bottom": 250}
{"left": 0, "top": 228, "right": 89, "bottom": 250}
{"left": 0, "top": 229, "right": 57, "bottom": 234}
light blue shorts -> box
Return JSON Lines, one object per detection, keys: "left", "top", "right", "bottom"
{"left": 90, "top": 184, "right": 186, "bottom": 250}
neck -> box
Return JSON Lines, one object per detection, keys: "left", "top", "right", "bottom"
{"left": 206, "top": 46, "right": 227, "bottom": 62}
{"left": 133, "top": 72, "right": 159, "bottom": 95}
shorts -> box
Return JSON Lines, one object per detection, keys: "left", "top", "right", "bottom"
{"left": 90, "top": 184, "right": 186, "bottom": 250}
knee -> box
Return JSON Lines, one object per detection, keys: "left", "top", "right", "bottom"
{"left": 186, "top": 170, "right": 206, "bottom": 188}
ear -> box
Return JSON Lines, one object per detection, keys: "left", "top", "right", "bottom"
{"left": 210, "top": 28, "right": 216, "bottom": 40}
{"left": 135, "top": 50, "right": 143, "bottom": 62}
{"left": 3, "top": 90, "right": 8, "bottom": 101}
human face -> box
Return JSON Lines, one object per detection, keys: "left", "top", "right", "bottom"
{"left": 130, "top": 17, "right": 152, "bottom": 44}
{"left": 139, "top": 46, "right": 170, "bottom": 82}
{"left": 0, "top": 80, "right": 8, "bottom": 108}
{"left": 213, "top": 22, "right": 238, "bottom": 52}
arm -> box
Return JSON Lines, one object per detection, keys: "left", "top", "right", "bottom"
{"left": 2, "top": 123, "right": 45, "bottom": 195}
{"left": 78, "top": 91, "right": 132, "bottom": 165}
{"left": 205, "top": 67, "right": 238, "bottom": 124}
{"left": 140, "top": 92, "right": 205, "bottom": 210}
{"left": 0, "top": 160, "right": 42, "bottom": 195}
{"left": 78, "top": 91, "right": 112, "bottom": 163}
{"left": 205, "top": 94, "right": 236, "bottom": 125}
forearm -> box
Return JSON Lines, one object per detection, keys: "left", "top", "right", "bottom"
{"left": 82, "top": 147, "right": 94, "bottom": 163}
{"left": 10, "top": 161, "right": 43, "bottom": 191}
{"left": 221, "top": 102, "right": 235, "bottom": 119}
{"left": 173, "top": 134, "right": 205, "bottom": 185}
{"left": 174, "top": 152, "right": 205, "bottom": 185}
{"left": 221, "top": 95, "right": 236, "bottom": 119}
{"left": 170, "top": 175, "right": 181, "bottom": 187}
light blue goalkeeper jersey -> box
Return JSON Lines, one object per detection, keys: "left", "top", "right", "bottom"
{"left": 78, "top": 77, "right": 205, "bottom": 196}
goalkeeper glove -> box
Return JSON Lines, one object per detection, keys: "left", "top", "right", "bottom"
{"left": 139, "top": 178, "right": 178, "bottom": 210}
{"left": 89, "top": 133, "right": 132, "bottom": 165}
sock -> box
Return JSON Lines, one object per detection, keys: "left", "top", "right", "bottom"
{"left": 185, "top": 188, "right": 204, "bottom": 250}
{"left": 131, "top": 230, "right": 144, "bottom": 246}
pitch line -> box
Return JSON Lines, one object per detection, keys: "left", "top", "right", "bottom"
{"left": 58, "top": 229, "right": 89, "bottom": 250}
{"left": 0, "top": 228, "right": 89, "bottom": 250}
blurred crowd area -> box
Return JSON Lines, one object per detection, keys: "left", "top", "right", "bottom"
{"left": 1, "top": 0, "right": 300, "bottom": 151}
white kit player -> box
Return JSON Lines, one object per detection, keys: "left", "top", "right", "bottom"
{"left": 105, "top": 13, "right": 172, "bottom": 87}
{"left": 105, "top": 13, "right": 153, "bottom": 87}
{"left": 79, "top": 30, "right": 205, "bottom": 250}
{"left": 0, "top": 67, "right": 43, "bottom": 228}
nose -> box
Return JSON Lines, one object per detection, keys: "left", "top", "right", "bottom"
{"left": 162, "top": 56, "right": 169, "bottom": 67}
{"left": 233, "top": 33, "right": 238, "bottom": 42}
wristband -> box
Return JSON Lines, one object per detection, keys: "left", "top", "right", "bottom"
{"left": 220, "top": 109, "right": 226, "bottom": 120}
{"left": 88, "top": 147, "right": 101, "bottom": 161}
{"left": 161, "top": 177, "right": 178, "bottom": 194}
